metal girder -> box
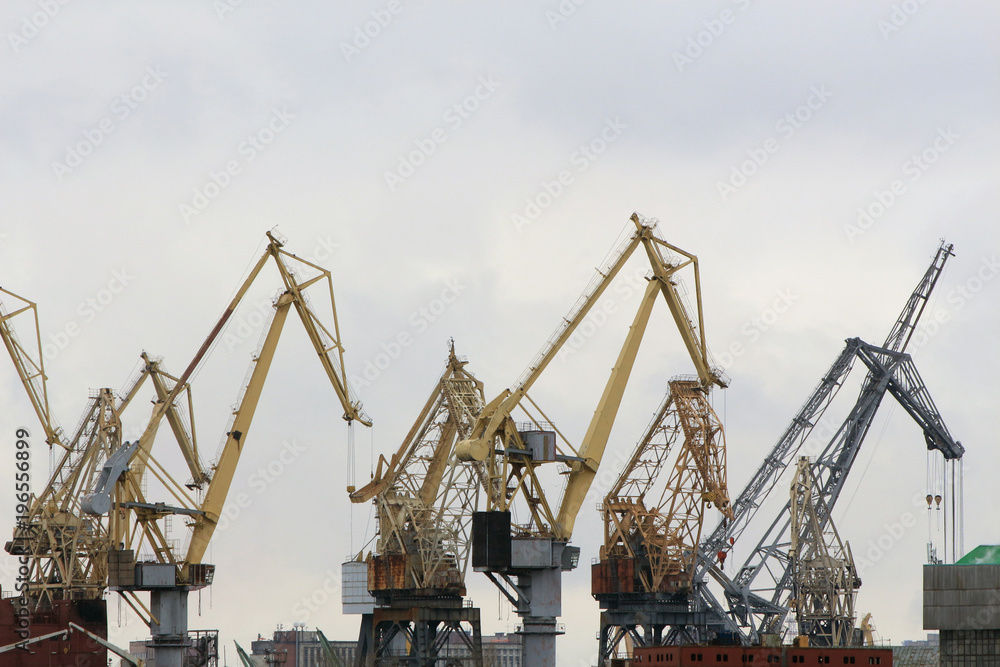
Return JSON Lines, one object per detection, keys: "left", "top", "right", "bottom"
{"left": 690, "top": 337, "right": 964, "bottom": 642}
{"left": 677, "top": 240, "right": 960, "bottom": 644}
{"left": 354, "top": 343, "right": 485, "bottom": 597}
{"left": 788, "top": 458, "right": 860, "bottom": 647}
{"left": 355, "top": 607, "right": 483, "bottom": 667}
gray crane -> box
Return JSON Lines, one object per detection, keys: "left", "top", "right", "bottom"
{"left": 680, "top": 241, "right": 964, "bottom": 644}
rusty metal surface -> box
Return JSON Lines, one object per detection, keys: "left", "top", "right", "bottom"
{"left": 368, "top": 554, "right": 407, "bottom": 591}
{"left": 592, "top": 558, "right": 635, "bottom": 594}
{"left": 0, "top": 598, "right": 108, "bottom": 667}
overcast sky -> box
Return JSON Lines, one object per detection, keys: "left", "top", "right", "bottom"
{"left": 1, "top": 1, "right": 998, "bottom": 663}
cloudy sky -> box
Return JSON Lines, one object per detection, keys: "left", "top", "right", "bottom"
{"left": 1, "top": 0, "right": 997, "bottom": 663}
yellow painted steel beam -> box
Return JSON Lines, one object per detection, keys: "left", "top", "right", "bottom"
{"left": 633, "top": 213, "right": 726, "bottom": 390}
{"left": 147, "top": 363, "right": 208, "bottom": 487}
{"left": 0, "top": 288, "right": 64, "bottom": 448}
{"left": 182, "top": 296, "right": 291, "bottom": 573}
{"left": 556, "top": 279, "right": 659, "bottom": 540}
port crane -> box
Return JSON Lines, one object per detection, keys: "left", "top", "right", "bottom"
{"left": 3, "top": 231, "right": 369, "bottom": 667}
{"left": 99, "top": 231, "right": 369, "bottom": 667}
{"left": 788, "top": 456, "right": 861, "bottom": 647}
{"left": 592, "top": 232, "right": 731, "bottom": 660}
{"left": 595, "top": 376, "right": 734, "bottom": 658}
{"left": 1, "top": 289, "right": 207, "bottom": 612}
{"left": 684, "top": 241, "right": 964, "bottom": 644}
{"left": 348, "top": 342, "right": 487, "bottom": 666}
{"left": 455, "top": 213, "right": 726, "bottom": 667}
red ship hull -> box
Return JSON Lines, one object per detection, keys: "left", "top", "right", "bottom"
{"left": 631, "top": 644, "right": 893, "bottom": 667}
{"left": 0, "top": 598, "right": 108, "bottom": 667}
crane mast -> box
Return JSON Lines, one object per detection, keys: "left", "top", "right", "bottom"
{"left": 788, "top": 457, "right": 861, "bottom": 647}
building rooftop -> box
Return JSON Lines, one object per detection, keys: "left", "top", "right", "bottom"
{"left": 892, "top": 645, "right": 940, "bottom": 667}
{"left": 955, "top": 544, "right": 1000, "bottom": 565}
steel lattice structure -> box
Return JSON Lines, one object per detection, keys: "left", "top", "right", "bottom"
{"left": 351, "top": 344, "right": 486, "bottom": 667}
{"left": 788, "top": 457, "right": 861, "bottom": 647}
{"left": 596, "top": 378, "right": 734, "bottom": 660}
{"left": 683, "top": 241, "right": 964, "bottom": 645}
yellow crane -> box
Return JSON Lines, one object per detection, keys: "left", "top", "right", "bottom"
{"left": 94, "top": 231, "right": 369, "bottom": 667}
{"left": 1, "top": 290, "right": 204, "bottom": 611}
{"left": 455, "top": 213, "right": 726, "bottom": 667}
{"left": 348, "top": 342, "right": 487, "bottom": 665}
{"left": 593, "top": 232, "right": 732, "bottom": 659}
{"left": 4, "top": 231, "right": 368, "bottom": 667}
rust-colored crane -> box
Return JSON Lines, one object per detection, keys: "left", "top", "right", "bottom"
{"left": 593, "top": 235, "right": 732, "bottom": 660}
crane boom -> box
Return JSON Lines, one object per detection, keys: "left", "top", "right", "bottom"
{"left": 684, "top": 240, "right": 962, "bottom": 644}
{"left": 0, "top": 288, "right": 64, "bottom": 448}
{"left": 182, "top": 293, "right": 291, "bottom": 571}
{"left": 556, "top": 279, "right": 659, "bottom": 538}
{"left": 459, "top": 214, "right": 723, "bottom": 538}
{"left": 458, "top": 213, "right": 725, "bottom": 667}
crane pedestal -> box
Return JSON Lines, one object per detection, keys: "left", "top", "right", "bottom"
{"left": 593, "top": 560, "right": 724, "bottom": 661}
{"left": 355, "top": 600, "right": 483, "bottom": 667}
{"left": 484, "top": 566, "right": 566, "bottom": 667}
{"left": 473, "top": 524, "right": 580, "bottom": 667}
{"left": 595, "top": 597, "right": 717, "bottom": 664}
{"left": 109, "top": 555, "right": 215, "bottom": 667}
{"left": 149, "top": 588, "right": 190, "bottom": 667}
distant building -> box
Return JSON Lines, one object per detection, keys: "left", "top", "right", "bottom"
{"left": 481, "top": 632, "right": 521, "bottom": 667}
{"left": 902, "top": 633, "right": 939, "bottom": 647}
{"left": 924, "top": 544, "right": 1000, "bottom": 667}
{"left": 250, "top": 626, "right": 522, "bottom": 667}
{"left": 130, "top": 640, "right": 155, "bottom": 667}
{"left": 250, "top": 626, "right": 356, "bottom": 667}
{"left": 893, "top": 645, "right": 941, "bottom": 667}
